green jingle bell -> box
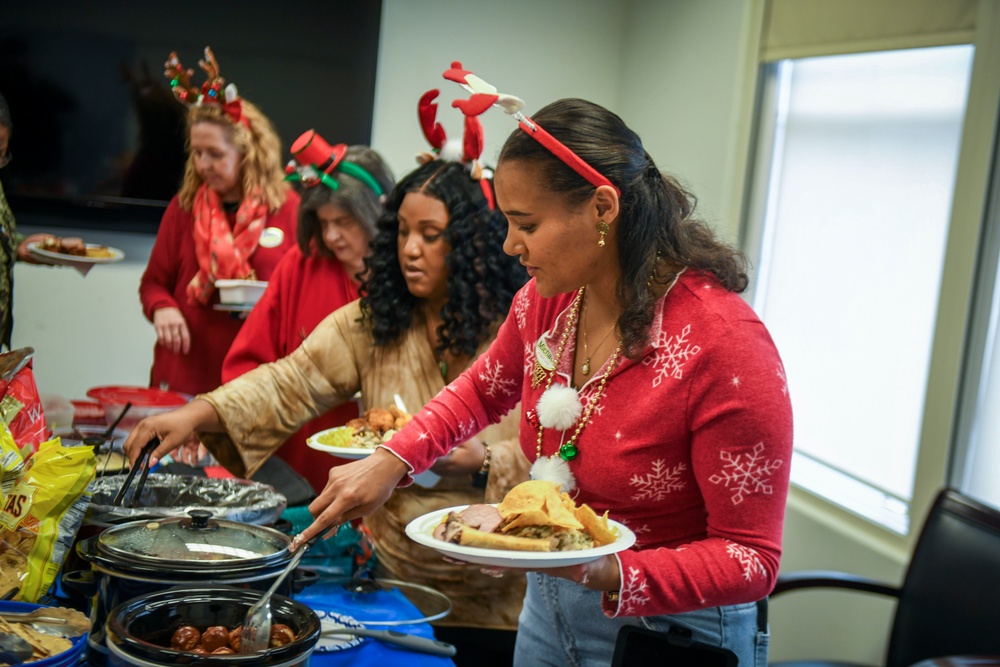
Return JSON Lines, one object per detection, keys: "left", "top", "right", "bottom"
{"left": 558, "top": 443, "right": 578, "bottom": 461}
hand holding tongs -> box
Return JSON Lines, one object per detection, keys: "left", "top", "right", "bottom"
{"left": 112, "top": 437, "right": 159, "bottom": 507}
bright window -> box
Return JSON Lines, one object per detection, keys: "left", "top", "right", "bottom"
{"left": 745, "top": 46, "right": 975, "bottom": 533}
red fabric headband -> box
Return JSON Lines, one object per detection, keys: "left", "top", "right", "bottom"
{"left": 442, "top": 61, "right": 620, "bottom": 197}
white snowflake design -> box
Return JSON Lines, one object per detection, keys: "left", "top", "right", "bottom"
{"left": 619, "top": 518, "right": 652, "bottom": 536}
{"left": 513, "top": 291, "right": 530, "bottom": 330}
{"left": 619, "top": 566, "right": 650, "bottom": 614}
{"left": 478, "top": 355, "right": 517, "bottom": 397}
{"left": 457, "top": 420, "right": 477, "bottom": 440}
{"left": 642, "top": 323, "right": 702, "bottom": 387}
{"left": 708, "top": 442, "right": 784, "bottom": 504}
{"left": 776, "top": 364, "right": 788, "bottom": 396}
{"left": 523, "top": 342, "right": 536, "bottom": 377}
{"left": 726, "top": 542, "right": 767, "bottom": 581}
{"left": 630, "top": 460, "right": 687, "bottom": 501}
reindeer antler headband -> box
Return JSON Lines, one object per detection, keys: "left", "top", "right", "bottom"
{"left": 418, "top": 82, "right": 495, "bottom": 209}
{"left": 164, "top": 47, "right": 249, "bottom": 128}
{"left": 441, "top": 61, "right": 620, "bottom": 197}
{"left": 284, "top": 130, "right": 385, "bottom": 196}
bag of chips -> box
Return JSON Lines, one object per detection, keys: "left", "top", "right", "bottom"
{"left": 0, "top": 348, "right": 47, "bottom": 456}
{"left": 0, "top": 425, "right": 96, "bottom": 601}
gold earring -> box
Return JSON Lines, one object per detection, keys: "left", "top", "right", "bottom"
{"left": 596, "top": 221, "right": 609, "bottom": 247}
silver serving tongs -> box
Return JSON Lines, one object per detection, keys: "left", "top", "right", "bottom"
{"left": 112, "top": 437, "right": 158, "bottom": 508}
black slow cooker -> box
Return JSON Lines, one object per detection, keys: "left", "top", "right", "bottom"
{"left": 105, "top": 587, "right": 320, "bottom": 666}
{"left": 65, "top": 509, "right": 315, "bottom": 666}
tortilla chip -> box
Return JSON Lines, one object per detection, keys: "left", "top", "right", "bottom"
{"left": 575, "top": 505, "right": 618, "bottom": 547}
{"left": 458, "top": 526, "right": 554, "bottom": 552}
{"left": 498, "top": 481, "right": 583, "bottom": 532}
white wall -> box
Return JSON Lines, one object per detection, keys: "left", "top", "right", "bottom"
{"left": 371, "top": 0, "right": 625, "bottom": 178}
{"left": 12, "top": 228, "right": 156, "bottom": 400}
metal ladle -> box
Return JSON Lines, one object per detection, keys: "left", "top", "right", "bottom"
{"left": 0, "top": 632, "right": 33, "bottom": 665}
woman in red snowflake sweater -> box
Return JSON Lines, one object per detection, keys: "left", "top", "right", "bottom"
{"left": 287, "top": 85, "right": 793, "bottom": 665}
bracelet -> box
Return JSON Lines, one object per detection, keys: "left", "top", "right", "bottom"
{"left": 606, "top": 590, "right": 620, "bottom": 603}
{"left": 471, "top": 442, "right": 491, "bottom": 488}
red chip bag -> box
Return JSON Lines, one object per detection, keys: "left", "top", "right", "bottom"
{"left": 0, "top": 348, "right": 47, "bottom": 454}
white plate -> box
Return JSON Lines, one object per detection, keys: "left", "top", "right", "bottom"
{"left": 314, "top": 610, "right": 366, "bottom": 652}
{"left": 405, "top": 504, "right": 637, "bottom": 568}
{"left": 28, "top": 242, "right": 125, "bottom": 265}
{"left": 306, "top": 426, "right": 376, "bottom": 460}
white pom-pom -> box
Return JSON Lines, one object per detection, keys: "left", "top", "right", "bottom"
{"left": 536, "top": 384, "right": 582, "bottom": 430}
{"left": 439, "top": 138, "right": 464, "bottom": 163}
{"left": 530, "top": 456, "right": 576, "bottom": 492}
{"left": 224, "top": 83, "right": 239, "bottom": 104}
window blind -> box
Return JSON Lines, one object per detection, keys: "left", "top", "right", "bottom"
{"left": 761, "top": 0, "right": 978, "bottom": 61}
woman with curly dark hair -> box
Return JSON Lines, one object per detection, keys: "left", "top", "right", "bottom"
{"left": 125, "top": 157, "right": 530, "bottom": 666}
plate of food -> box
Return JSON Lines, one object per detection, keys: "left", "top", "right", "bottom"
{"left": 405, "top": 480, "right": 636, "bottom": 568}
{"left": 306, "top": 407, "right": 412, "bottom": 460}
{"left": 28, "top": 238, "right": 125, "bottom": 264}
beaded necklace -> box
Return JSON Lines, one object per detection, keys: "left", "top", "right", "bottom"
{"left": 534, "top": 286, "right": 623, "bottom": 464}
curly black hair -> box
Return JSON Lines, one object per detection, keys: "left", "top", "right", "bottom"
{"left": 360, "top": 160, "right": 527, "bottom": 357}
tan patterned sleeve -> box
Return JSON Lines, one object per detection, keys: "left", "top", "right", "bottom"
{"left": 198, "top": 304, "right": 365, "bottom": 478}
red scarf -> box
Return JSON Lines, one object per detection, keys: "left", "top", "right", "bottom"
{"left": 187, "top": 184, "right": 269, "bottom": 305}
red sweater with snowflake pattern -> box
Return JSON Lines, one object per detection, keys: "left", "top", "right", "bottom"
{"left": 384, "top": 270, "right": 793, "bottom": 617}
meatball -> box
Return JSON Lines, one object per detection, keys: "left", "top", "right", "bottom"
{"left": 201, "top": 625, "right": 231, "bottom": 652}
{"left": 170, "top": 625, "right": 201, "bottom": 650}
{"left": 212, "top": 646, "right": 235, "bottom": 654}
{"left": 269, "top": 624, "right": 296, "bottom": 647}
{"left": 228, "top": 627, "right": 243, "bottom": 651}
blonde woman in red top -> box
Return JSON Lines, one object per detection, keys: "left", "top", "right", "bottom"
{"left": 139, "top": 48, "right": 297, "bottom": 395}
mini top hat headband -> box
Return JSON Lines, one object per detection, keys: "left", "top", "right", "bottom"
{"left": 417, "top": 83, "right": 495, "bottom": 209}
{"left": 285, "top": 130, "right": 385, "bottom": 196}
{"left": 164, "top": 47, "right": 249, "bottom": 128}
{"left": 442, "top": 61, "right": 620, "bottom": 197}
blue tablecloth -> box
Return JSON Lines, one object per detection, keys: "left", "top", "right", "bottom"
{"left": 296, "top": 581, "right": 456, "bottom": 667}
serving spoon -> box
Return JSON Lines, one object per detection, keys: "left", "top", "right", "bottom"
{"left": 240, "top": 535, "right": 320, "bottom": 653}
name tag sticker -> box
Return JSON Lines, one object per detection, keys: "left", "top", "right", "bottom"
{"left": 259, "top": 227, "right": 285, "bottom": 248}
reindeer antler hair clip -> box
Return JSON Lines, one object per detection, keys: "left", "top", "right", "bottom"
{"left": 284, "top": 130, "right": 385, "bottom": 196}
{"left": 441, "top": 61, "right": 620, "bottom": 197}
{"left": 418, "top": 82, "right": 496, "bottom": 209}
{"left": 164, "top": 47, "right": 249, "bottom": 128}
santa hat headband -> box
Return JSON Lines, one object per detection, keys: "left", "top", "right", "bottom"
{"left": 164, "top": 47, "right": 249, "bottom": 129}
{"left": 417, "top": 85, "right": 495, "bottom": 210}
{"left": 442, "top": 61, "right": 620, "bottom": 197}
{"left": 284, "top": 130, "right": 385, "bottom": 196}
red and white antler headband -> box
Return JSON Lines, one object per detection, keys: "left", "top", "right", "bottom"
{"left": 442, "top": 61, "right": 620, "bottom": 196}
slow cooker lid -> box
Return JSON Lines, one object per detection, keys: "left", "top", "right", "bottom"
{"left": 97, "top": 509, "right": 289, "bottom": 566}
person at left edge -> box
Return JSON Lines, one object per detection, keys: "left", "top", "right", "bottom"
{"left": 139, "top": 47, "right": 298, "bottom": 396}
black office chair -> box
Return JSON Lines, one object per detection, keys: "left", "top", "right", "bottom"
{"left": 770, "top": 488, "right": 1000, "bottom": 667}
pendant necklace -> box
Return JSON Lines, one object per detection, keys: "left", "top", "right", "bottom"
{"left": 530, "top": 287, "right": 622, "bottom": 491}
{"left": 580, "top": 294, "right": 618, "bottom": 376}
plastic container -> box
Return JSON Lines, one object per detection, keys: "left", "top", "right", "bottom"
{"left": 0, "top": 600, "right": 87, "bottom": 666}
{"left": 215, "top": 279, "right": 268, "bottom": 304}
{"left": 41, "top": 394, "right": 75, "bottom": 434}
{"left": 85, "top": 385, "right": 188, "bottom": 434}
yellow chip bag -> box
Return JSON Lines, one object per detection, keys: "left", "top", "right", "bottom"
{"left": 0, "top": 432, "right": 96, "bottom": 601}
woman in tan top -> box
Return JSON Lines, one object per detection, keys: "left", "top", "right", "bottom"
{"left": 124, "top": 159, "right": 529, "bottom": 666}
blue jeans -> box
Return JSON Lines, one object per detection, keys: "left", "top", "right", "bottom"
{"left": 513, "top": 573, "right": 769, "bottom": 667}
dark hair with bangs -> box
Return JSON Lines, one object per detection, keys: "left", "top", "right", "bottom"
{"left": 296, "top": 145, "right": 394, "bottom": 272}
{"left": 360, "top": 160, "right": 527, "bottom": 357}
{"left": 498, "top": 97, "right": 748, "bottom": 358}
